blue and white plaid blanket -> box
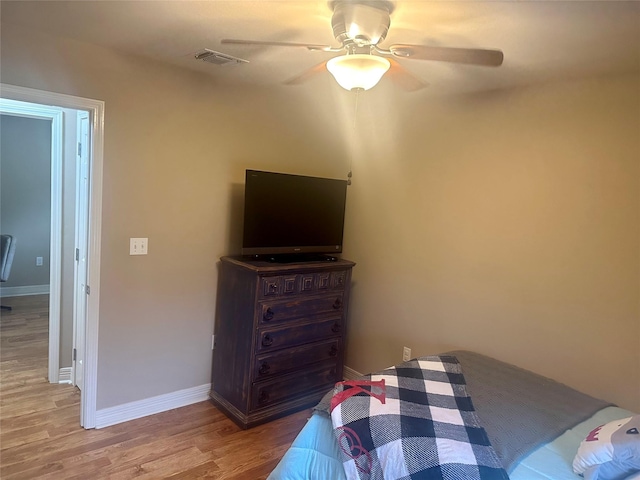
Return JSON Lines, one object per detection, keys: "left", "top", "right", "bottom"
{"left": 330, "top": 355, "right": 510, "bottom": 480}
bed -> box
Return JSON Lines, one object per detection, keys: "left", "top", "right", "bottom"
{"left": 268, "top": 350, "right": 638, "bottom": 480}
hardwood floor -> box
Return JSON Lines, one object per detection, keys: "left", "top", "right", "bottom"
{"left": 0, "top": 295, "right": 310, "bottom": 479}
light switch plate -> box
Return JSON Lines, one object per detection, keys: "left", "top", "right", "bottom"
{"left": 129, "top": 238, "right": 148, "bottom": 255}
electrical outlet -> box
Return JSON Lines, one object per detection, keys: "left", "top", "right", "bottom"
{"left": 402, "top": 346, "right": 411, "bottom": 362}
{"left": 36, "top": 256, "right": 44, "bottom": 266}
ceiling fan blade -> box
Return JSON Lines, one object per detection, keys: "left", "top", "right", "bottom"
{"left": 284, "top": 61, "right": 328, "bottom": 86}
{"left": 389, "top": 44, "right": 504, "bottom": 67}
{"left": 221, "top": 39, "right": 336, "bottom": 52}
{"left": 386, "top": 58, "right": 428, "bottom": 92}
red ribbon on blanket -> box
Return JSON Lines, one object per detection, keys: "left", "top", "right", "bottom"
{"left": 330, "top": 379, "right": 386, "bottom": 412}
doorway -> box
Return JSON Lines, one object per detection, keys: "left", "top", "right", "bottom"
{"left": 0, "top": 84, "right": 104, "bottom": 428}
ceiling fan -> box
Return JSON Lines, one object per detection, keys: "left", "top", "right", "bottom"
{"left": 221, "top": 0, "right": 504, "bottom": 92}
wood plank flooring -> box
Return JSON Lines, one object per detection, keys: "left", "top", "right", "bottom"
{"left": 0, "top": 295, "right": 310, "bottom": 479}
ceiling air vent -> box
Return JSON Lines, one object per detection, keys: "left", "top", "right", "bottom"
{"left": 194, "top": 49, "right": 249, "bottom": 65}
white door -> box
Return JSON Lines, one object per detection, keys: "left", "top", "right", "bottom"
{"left": 72, "top": 111, "right": 90, "bottom": 398}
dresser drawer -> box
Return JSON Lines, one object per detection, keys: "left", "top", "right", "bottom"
{"left": 259, "top": 294, "right": 344, "bottom": 325}
{"left": 250, "top": 362, "right": 339, "bottom": 411}
{"left": 259, "top": 270, "right": 349, "bottom": 299}
{"left": 259, "top": 274, "right": 301, "bottom": 297}
{"left": 257, "top": 316, "right": 342, "bottom": 353}
{"left": 315, "top": 270, "right": 349, "bottom": 291}
{"left": 254, "top": 338, "right": 341, "bottom": 380}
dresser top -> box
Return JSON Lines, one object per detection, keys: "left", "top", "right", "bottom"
{"left": 221, "top": 255, "right": 355, "bottom": 273}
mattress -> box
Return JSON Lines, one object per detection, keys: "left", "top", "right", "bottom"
{"left": 267, "top": 406, "right": 635, "bottom": 480}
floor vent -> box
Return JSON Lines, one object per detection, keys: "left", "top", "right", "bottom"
{"left": 194, "top": 49, "right": 249, "bottom": 65}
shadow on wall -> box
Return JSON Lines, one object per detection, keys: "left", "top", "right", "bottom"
{"left": 225, "top": 182, "right": 245, "bottom": 257}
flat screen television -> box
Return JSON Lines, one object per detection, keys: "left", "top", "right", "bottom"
{"left": 242, "top": 169, "right": 348, "bottom": 260}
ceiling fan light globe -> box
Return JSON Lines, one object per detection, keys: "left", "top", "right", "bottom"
{"left": 326, "top": 54, "right": 391, "bottom": 91}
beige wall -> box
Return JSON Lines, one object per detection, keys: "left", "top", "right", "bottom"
{"left": 342, "top": 73, "right": 640, "bottom": 411}
{"left": 2, "top": 21, "right": 638, "bottom": 413}
{"left": 0, "top": 23, "right": 347, "bottom": 409}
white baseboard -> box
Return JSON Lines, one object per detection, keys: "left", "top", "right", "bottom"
{"left": 95, "top": 370, "right": 361, "bottom": 430}
{"left": 343, "top": 365, "right": 363, "bottom": 380}
{"left": 95, "top": 383, "right": 211, "bottom": 429}
{"left": 0, "top": 285, "right": 49, "bottom": 297}
{"left": 58, "top": 367, "right": 72, "bottom": 384}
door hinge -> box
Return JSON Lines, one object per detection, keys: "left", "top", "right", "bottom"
{"left": 86, "top": 285, "right": 91, "bottom": 295}
{"left": 73, "top": 348, "right": 77, "bottom": 361}
{"left": 75, "top": 248, "right": 80, "bottom": 261}
{"left": 77, "top": 142, "right": 82, "bottom": 157}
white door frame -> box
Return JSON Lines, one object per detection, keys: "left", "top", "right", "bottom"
{"left": 72, "top": 111, "right": 90, "bottom": 397}
{"left": 0, "top": 83, "right": 104, "bottom": 428}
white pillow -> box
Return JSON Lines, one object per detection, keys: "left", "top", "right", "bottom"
{"left": 573, "top": 415, "right": 640, "bottom": 480}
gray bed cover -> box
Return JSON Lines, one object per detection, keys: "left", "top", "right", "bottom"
{"left": 448, "top": 350, "right": 612, "bottom": 472}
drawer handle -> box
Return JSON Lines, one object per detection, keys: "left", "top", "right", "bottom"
{"left": 262, "top": 334, "right": 274, "bottom": 347}
{"left": 327, "top": 368, "right": 336, "bottom": 380}
{"left": 258, "top": 362, "right": 270, "bottom": 375}
{"left": 331, "top": 322, "right": 341, "bottom": 333}
{"left": 268, "top": 283, "right": 278, "bottom": 293}
{"left": 332, "top": 298, "right": 342, "bottom": 309}
{"left": 263, "top": 307, "right": 274, "bottom": 321}
{"left": 258, "top": 389, "right": 270, "bottom": 405}
{"left": 329, "top": 345, "right": 338, "bottom": 357}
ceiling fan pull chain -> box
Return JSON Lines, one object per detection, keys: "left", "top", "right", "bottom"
{"left": 346, "top": 88, "right": 361, "bottom": 185}
{"left": 353, "top": 87, "right": 360, "bottom": 132}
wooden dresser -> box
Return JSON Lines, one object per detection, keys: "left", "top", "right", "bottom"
{"left": 210, "top": 255, "right": 355, "bottom": 429}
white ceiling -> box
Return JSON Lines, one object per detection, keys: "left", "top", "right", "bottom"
{"left": 2, "top": 1, "right": 639, "bottom": 95}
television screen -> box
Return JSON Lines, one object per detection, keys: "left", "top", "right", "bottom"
{"left": 242, "top": 170, "right": 348, "bottom": 258}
